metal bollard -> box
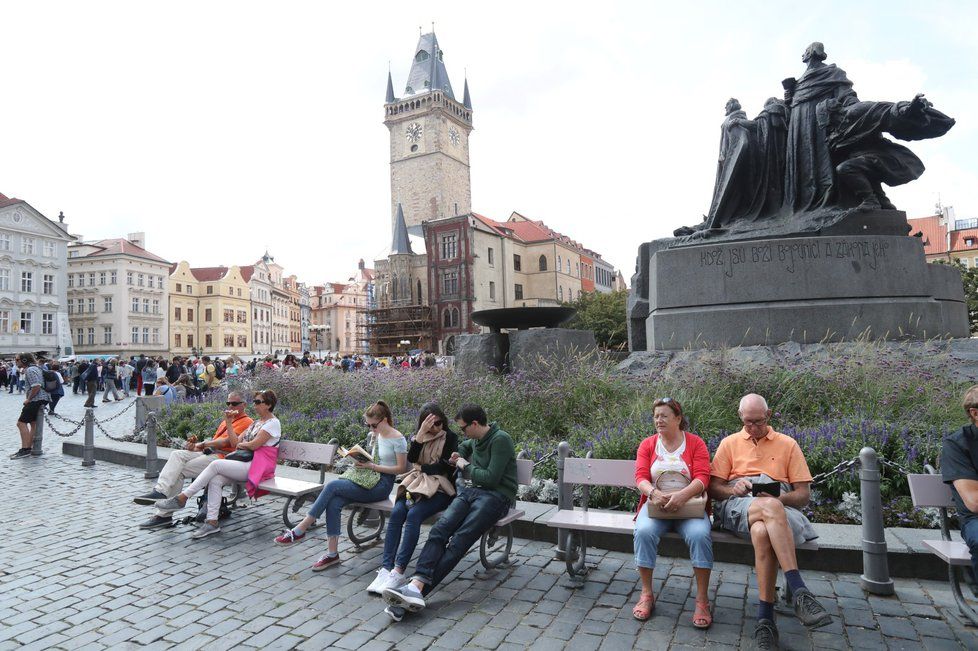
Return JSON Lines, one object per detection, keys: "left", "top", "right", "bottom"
{"left": 30, "top": 403, "right": 45, "bottom": 456}
{"left": 554, "top": 441, "right": 573, "bottom": 561}
{"left": 144, "top": 411, "right": 159, "bottom": 479}
{"left": 82, "top": 408, "right": 95, "bottom": 467}
{"left": 859, "top": 447, "right": 895, "bottom": 595}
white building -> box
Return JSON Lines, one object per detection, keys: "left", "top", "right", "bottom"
{"left": 240, "top": 255, "right": 273, "bottom": 355}
{"left": 67, "top": 232, "right": 170, "bottom": 356}
{"left": 0, "top": 193, "right": 75, "bottom": 357}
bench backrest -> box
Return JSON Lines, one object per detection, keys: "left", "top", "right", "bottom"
{"left": 516, "top": 458, "right": 533, "bottom": 486}
{"left": 563, "top": 457, "right": 635, "bottom": 488}
{"left": 908, "top": 473, "right": 954, "bottom": 508}
{"left": 278, "top": 440, "right": 337, "bottom": 465}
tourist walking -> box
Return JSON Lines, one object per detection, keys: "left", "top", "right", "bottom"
{"left": 154, "top": 390, "right": 281, "bottom": 538}
{"left": 632, "top": 398, "right": 713, "bottom": 626}
{"left": 82, "top": 360, "right": 100, "bottom": 408}
{"left": 102, "top": 359, "right": 124, "bottom": 402}
{"left": 47, "top": 362, "right": 66, "bottom": 414}
{"left": 367, "top": 403, "right": 458, "bottom": 595}
{"left": 275, "top": 401, "right": 407, "bottom": 571}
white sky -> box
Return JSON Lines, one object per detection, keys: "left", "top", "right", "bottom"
{"left": 2, "top": 1, "right": 975, "bottom": 284}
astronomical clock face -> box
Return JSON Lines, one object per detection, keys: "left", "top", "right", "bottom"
{"left": 405, "top": 122, "right": 423, "bottom": 143}
{"left": 449, "top": 127, "right": 460, "bottom": 146}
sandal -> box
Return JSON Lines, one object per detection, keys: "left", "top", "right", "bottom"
{"left": 632, "top": 592, "right": 656, "bottom": 621}
{"left": 693, "top": 600, "right": 712, "bottom": 629}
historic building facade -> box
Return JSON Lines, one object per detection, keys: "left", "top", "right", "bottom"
{"left": 168, "top": 263, "right": 251, "bottom": 357}
{"left": 67, "top": 233, "right": 169, "bottom": 356}
{"left": 0, "top": 193, "right": 74, "bottom": 357}
{"left": 311, "top": 260, "right": 374, "bottom": 355}
{"left": 240, "top": 255, "right": 273, "bottom": 355}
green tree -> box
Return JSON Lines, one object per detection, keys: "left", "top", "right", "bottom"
{"left": 933, "top": 259, "right": 978, "bottom": 334}
{"left": 563, "top": 289, "right": 628, "bottom": 350}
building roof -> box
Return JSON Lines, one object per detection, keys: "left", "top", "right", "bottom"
{"left": 386, "top": 70, "right": 396, "bottom": 103}
{"left": 0, "top": 192, "right": 23, "bottom": 209}
{"left": 77, "top": 238, "right": 169, "bottom": 264}
{"left": 391, "top": 203, "right": 413, "bottom": 254}
{"left": 471, "top": 211, "right": 591, "bottom": 252}
{"left": 403, "top": 32, "right": 455, "bottom": 100}
{"left": 190, "top": 266, "right": 231, "bottom": 282}
{"left": 463, "top": 77, "right": 472, "bottom": 110}
{"left": 239, "top": 265, "right": 255, "bottom": 282}
{"left": 909, "top": 215, "right": 946, "bottom": 256}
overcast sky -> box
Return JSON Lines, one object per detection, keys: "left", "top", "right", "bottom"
{"left": 2, "top": 1, "right": 975, "bottom": 284}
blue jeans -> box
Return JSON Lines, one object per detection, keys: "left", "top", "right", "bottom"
{"left": 633, "top": 513, "right": 714, "bottom": 570}
{"left": 413, "top": 487, "right": 510, "bottom": 593}
{"left": 960, "top": 516, "right": 978, "bottom": 582}
{"left": 382, "top": 491, "right": 454, "bottom": 571}
{"left": 306, "top": 475, "right": 394, "bottom": 537}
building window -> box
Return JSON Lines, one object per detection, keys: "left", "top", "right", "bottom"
{"left": 539, "top": 255, "right": 548, "bottom": 271}
{"left": 187, "top": 308, "right": 194, "bottom": 322}
{"left": 237, "top": 310, "right": 247, "bottom": 323}
{"left": 132, "top": 297, "right": 139, "bottom": 312}
{"left": 103, "top": 326, "right": 113, "bottom": 344}
{"left": 42, "top": 274, "right": 54, "bottom": 295}
{"left": 99, "top": 271, "right": 106, "bottom": 285}
{"left": 187, "top": 334, "right": 194, "bottom": 347}
{"left": 224, "top": 309, "right": 233, "bottom": 322}
{"left": 440, "top": 233, "right": 458, "bottom": 260}
{"left": 487, "top": 247, "right": 494, "bottom": 266}
{"left": 19, "top": 312, "right": 32, "bottom": 334}
{"left": 67, "top": 274, "right": 73, "bottom": 288}
{"left": 131, "top": 327, "right": 139, "bottom": 344}
{"left": 442, "top": 307, "right": 459, "bottom": 328}
{"left": 111, "top": 271, "right": 117, "bottom": 284}
{"left": 442, "top": 270, "right": 458, "bottom": 295}
{"left": 174, "top": 307, "right": 181, "bottom": 321}
{"left": 237, "top": 334, "right": 247, "bottom": 348}
{"left": 20, "top": 272, "right": 33, "bottom": 293}
{"left": 143, "top": 298, "right": 150, "bottom": 313}
{"left": 175, "top": 333, "right": 182, "bottom": 348}
{"left": 88, "top": 298, "right": 95, "bottom": 313}
{"left": 127, "top": 271, "right": 133, "bottom": 285}
{"left": 559, "top": 286, "right": 564, "bottom": 301}
{"left": 43, "top": 240, "right": 55, "bottom": 257}
{"left": 0, "top": 234, "right": 9, "bottom": 251}
{"left": 137, "top": 274, "right": 144, "bottom": 287}
{"left": 489, "top": 281, "right": 496, "bottom": 301}
{"left": 513, "top": 254, "right": 522, "bottom": 271}
{"left": 514, "top": 284, "right": 524, "bottom": 300}
{"left": 86, "top": 272, "right": 94, "bottom": 286}
{"left": 42, "top": 313, "right": 53, "bottom": 335}
{"left": 21, "top": 237, "right": 35, "bottom": 255}
{"left": 557, "top": 254, "right": 561, "bottom": 272}
{"left": 142, "top": 327, "right": 149, "bottom": 344}
{"left": 566, "top": 259, "right": 571, "bottom": 274}
{"left": 152, "top": 300, "right": 160, "bottom": 314}
{"left": 224, "top": 334, "right": 234, "bottom": 347}
{"left": 205, "top": 334, "right": 213, "bottom": 347}
{"left": 78, "top": 328, "right": 85, "bottom": 346}
{"left": 0, "top": 310, "right": 9, "bottom": 333}
{"left": 67, "top": 299, "right": 74, "bottom": 314}
{"left": 0, "top": 268, "right": 8, "bottom": 291}
{"left": 152, "top": 328, "right": 160, "bottom": 344}
{"left": 87, "top": 327, "right": 95, "bottom": 345}
{"left": 575, "top": 262, "right": 579, "bottom": 277}
{"left": 187, "top": 285, "right": 192, "bottom": 294}
{"left": 207, "top": 285, "right": 214, "bottom": 295}
{"left": 228, "top": 287, "right": 233, "bottom": 296}
{"left": 176, "top": 283, "right": 182, "bottom": 292}
{"left": 205, "top": 308, "right": 212, "bottom": 322}
{"left": 104, "top": 296, "right": 112, "bottom": 312}
{"left": 157, "top": 276, "right": 164, "bottom": 289}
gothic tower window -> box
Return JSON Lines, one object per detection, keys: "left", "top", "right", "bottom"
{"left": 415, "top": 50, "right": 430, "bottom": 63}
{"left": 539, "top": 255, "right": 548, "bottom": 271}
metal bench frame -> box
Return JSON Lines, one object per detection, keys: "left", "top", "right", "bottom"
{"left": 345, "top": 454, "right": 535, "bottom": 573}
{"left": 548, "top": 451, "right": 818, "bottom": 595}
{"left": 909, "top": 468, "right": 978, "bottom": 626}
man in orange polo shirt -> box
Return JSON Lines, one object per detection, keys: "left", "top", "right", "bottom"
{"left": 710, "top": 393, "right": 831, "bottom": 651}
{"left": 133, "top": 390, "right": 253, "bottom": 529}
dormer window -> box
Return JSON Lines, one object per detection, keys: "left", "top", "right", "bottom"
{"left": 415, "top": 50, "right": 430, "bottom": 63}
{"left": 968, "top": 238, "right": 975, "bottom": 247}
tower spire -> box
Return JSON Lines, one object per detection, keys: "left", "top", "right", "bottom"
{"left": 385, "top": 69, "right": 396, "bottom": 103}
{"left": 391, "top": 204, "right": 413, "bottom": 255}
{"left": 463, "top": 75, "right": 472, "bottom": 110}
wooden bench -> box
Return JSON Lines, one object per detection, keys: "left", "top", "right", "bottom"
{"left": 547, "top": 455, "right": 818, "bottom": 588}
{"left": 908, "top": 471, "right": 978, "bottom": 626}
{"left": 233, "top": 439, "right": 338, "bottom": 529}
{"left": 346, "top": 456, "right": 535, "bottom": 571}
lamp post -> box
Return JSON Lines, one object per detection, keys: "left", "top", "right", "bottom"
{"left": 325, "top": 324, "right": 331, "bottom": 356}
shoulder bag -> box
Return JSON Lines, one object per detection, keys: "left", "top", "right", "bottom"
{"left": 646, "top": 470, "right": 707, "bottom": 520}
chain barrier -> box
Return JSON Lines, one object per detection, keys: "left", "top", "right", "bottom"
{"left": 878, "top": 457, "right": 914, "bottom": 477}
{"left": 43, "top": 414, "right": 85, "bottom": 438}
{"left": 810, "top": 457, "right": 859, "bottom": 487}
{"left": 93, "top": 399, "right": 137, "bottom": 423}
{"left": 533, "top": 448, "right": 558, "bottom": 468}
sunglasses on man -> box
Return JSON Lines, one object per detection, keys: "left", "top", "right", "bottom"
{"left": 226, "top": 401, "right": 244, "bottom": 406}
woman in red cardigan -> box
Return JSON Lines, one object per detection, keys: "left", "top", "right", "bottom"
{"left": 632, "top": 398, "right": 713, "bottom": 628}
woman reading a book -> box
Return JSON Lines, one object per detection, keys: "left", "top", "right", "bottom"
{"left": 275, "top": 400, "right": 408, "bottom": 571}
{"left": 367, "top": 403, "right": 459, "bottom": 597}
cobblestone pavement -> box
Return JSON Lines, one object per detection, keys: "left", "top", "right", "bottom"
{"left": 4, "top": 393, "right": 978, "bottom": 649}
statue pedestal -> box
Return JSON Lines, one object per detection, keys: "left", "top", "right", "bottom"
{"left": 455, "top": 333, "right": 508, "bottom": 375}
{"left": 454, "top": 329, "right": 598, "bottom": 374}
{"left": 632, "top": 232, "right": 967, "bottom": 351}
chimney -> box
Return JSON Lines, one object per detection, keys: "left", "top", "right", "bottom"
{"left": 127, "top": 232, "right": 146, "bottom": 249}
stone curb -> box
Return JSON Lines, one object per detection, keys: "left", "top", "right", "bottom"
{"left": 63, "top": 440, "right": 959, "bottom": 580}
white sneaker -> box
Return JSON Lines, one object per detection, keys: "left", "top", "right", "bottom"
{"left": 367, "top": 568, "right": 390, "bottom": 595}
{"left": 383, "top": 570, "right": 406, "bottom": 591}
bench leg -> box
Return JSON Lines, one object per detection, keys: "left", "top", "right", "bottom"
{"left": 282, "top": 495, "right": 312, "bottom": 530}
{"left": 951, "top": 565, "right": 978, "bottom": 627}
{"left": 564, "top": 530, "right": 589, "bottom": 588}
{"left": 476, "top": 524, "right": 516, "bottom": 577}
{"left": 347, "top": 506, "right": 385, "bottom": 550}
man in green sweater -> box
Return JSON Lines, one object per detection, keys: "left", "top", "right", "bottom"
{"left": 384, "top": 404, "right": 516, "bottom": 618}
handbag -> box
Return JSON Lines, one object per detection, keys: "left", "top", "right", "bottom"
{"left": 225, "top": 449, "right": 254, "bottom": 463}
{"left": 646, "top": 470, "right": 707, "bottom": 520}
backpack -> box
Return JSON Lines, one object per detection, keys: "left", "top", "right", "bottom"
{"left": 41, "top": 368, "right": 60, "bottom": 393}
{"left": 185, "top": 492, "right": 232, "bottom": 525}
{"left": 213, "top": 361, "right": 225, "bottom": 380}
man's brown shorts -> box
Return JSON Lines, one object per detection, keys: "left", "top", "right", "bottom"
{"left": 18, "top": 400, "right": 47, "bottom": 424}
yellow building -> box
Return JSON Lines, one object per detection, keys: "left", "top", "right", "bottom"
{"left": 168, "top": 262, "right": 251, "bottom": 357}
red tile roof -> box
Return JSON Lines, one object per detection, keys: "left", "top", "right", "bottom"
{"left": 190, "top": 266, "right": 231, "bottom": 282}
{"left": 0, "top": 193, "right": 24, "bottom": 209}
{"left": 239, "top": 265, "right": 255, "bottom": 282}
{"left": 909, "top": 215, "right": 946, "bottom": 256}
{"left": 81, "top": 238, "right": 169, "bottom": 264}
{"left": 949, "top": 228, "right": 978, "bottom": 254}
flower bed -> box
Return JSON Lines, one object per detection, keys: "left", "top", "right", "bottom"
{"left": 159, "top": 343, "right": 966, "bottom": 527}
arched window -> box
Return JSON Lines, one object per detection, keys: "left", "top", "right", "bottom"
{"left": 558, "top": 286, "right": 564, "bottom": 301}
{"left": 415, "top": 50, "right": 430, "bottom": 63}
{"left": 417, "top": 280, "right": 422, "bottom": 305}
{"left": 391, "top": 274, "right": 398, "bottom": 302}
{"left": 453, "top": 308, "right": 460, "bottom": 327}
{"left": 557, "top": 255, "right": 561, "bottom": 272}
{"left": 566, "top": 259, "right": 571, "bottom": 274}
{"left": 443, "top": 308, "right": 452, "bottom": 328}
{"left": 539, "top": 255, "right": 547, "bottom": 271}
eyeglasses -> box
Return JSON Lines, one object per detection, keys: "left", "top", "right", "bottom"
{"left": 226, "top": 401, "right": 244, "bottom": 406}
{"left": 459, "top": 422, "right": 471, "bottom": 431}
{"left": 253, "top": 399, "right": 266, "bottom": 405}
{"left": 659, "top": 397, "right": 674, "bottom": 403}
{"left": 366, "top": 421, "right": 381, "bottom": 430}
{"left": 742, "top": 417, "right": 769, "bottom": 427}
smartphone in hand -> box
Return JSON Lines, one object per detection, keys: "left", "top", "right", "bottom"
{"left": 751, "top": 482, "right": 781, "bottom": 498}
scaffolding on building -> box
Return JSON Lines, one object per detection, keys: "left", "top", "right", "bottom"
{"left": 360, "top": 301, "right": 432, "bottom": 356}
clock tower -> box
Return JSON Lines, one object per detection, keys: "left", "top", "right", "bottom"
{"left": 384, "top": 31, "right": 473, "bottom": 230}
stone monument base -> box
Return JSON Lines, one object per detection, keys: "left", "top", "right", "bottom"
{"left": 455, "top": 329, "right": 597, "bottom": 374}
{"left": 630, "top": 228, "right": 967, "bottom": 351}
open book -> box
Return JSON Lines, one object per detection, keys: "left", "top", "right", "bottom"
{"left": 337, "top": 444, "right": 373, "bottom": 464}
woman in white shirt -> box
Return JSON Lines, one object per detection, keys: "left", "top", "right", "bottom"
{"left": 155, "top": 390, "right": 281, "bottom": 539}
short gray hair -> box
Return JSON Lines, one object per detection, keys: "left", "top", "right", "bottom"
{"left": 228, "top": 390, "right": 246, "bottom": 402}
{"left": 738, "top": 393, "right": 769, "bottom": 413}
